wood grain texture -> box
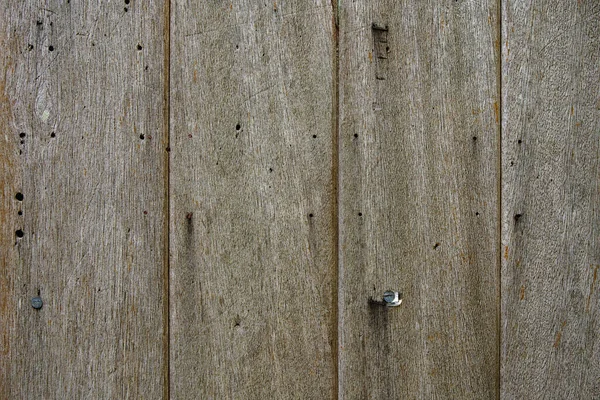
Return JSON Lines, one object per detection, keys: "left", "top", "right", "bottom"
{"left": 0, "top": 1, "right": 167, "bottom": 398}
{"left": 169, "top": 1, "right": 337, "bottom": 398}
{"left": 501, "top": 1, "right": 600, "bottom": 398}
{"left": 338, "top": 1, "right": 500, "bottom": 398}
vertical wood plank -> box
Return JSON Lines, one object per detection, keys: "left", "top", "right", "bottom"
{"left": 169, "top": 1, "right": 337, "bottom": 398}
{"left": 501, "top": 1, "right": 600, "bottom": 398}
{"left": 338, "top": 1, "right": 500, "bottom": 398}
{"left": 0, "top": 1, "right": 166, "bottom": 398}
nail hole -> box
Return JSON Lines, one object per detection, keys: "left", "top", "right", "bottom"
{"left": 514, "top": 213, "right": 523, "bottom": 221}
{"left": 358, "top": 212, "right": 363, "bottom": 217}
{"left": 354, "top": 134, "right": 358, "bottom": 138}
{"left": 268, "top": 168, "right": 273, "bottom": 172}
{"left": 475, "top": 212, "right": 480, "bottom": 216}
{"left": 125, "top": 0, "right": 130, "bottom": 3}
{"left": 16, "top": 230, "right": 24, "bottom": 238}
{"left": 235, "top": 124, "right": 241, "bottom": 131}
{"left": 137, "top": 44, "right": 143, "bottom": 50}
{"left": 312, "top": 134, "right": 317, "bottom": 138}
{"left": 517, "top": 139, "right": 522, "bottom": 144}
{"left": 18, "top": 211, "right": 22, "bottom": 216}
{"left": 309, "top": 213, "right": 314, "bottom": 218}
{"left": 50, "top": 132, "right": 55, "bottom": 138}
{"left": 19, "top": 132, "right": 26, "bottom": 138}
{"left": 27, "top": 44, "right": 34, "bottom": 51}
{"left": 472, "top": 136, "right": 477, "bottom": 141}
{"left": 48, "top": 45, "right": 54, "bottom": 51}
{"left": 140, "top": 134, "right": 145, "bottom": 140}
{"left": 433, "top": 242, "right": 440, "bottom": 249}
{"left": 15, "top": 193, "right": 24, "bottom": 201}
{"left": 124, "top": 7, "right": 128, "bottom": 11}
{"left": 143, "top": 210, "right": 148, "bottom": 215}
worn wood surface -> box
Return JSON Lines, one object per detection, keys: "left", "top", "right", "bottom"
{"left": 169, "top": 1, "right": 337, "bottom": 398}
{"left": 338, "top": 1, "right": 500, "bottom": 398}
{"left": 501, "top": 1, "right": 600, "bottom": 398}
{"left": 0, "top": 1, "right": 167, "bottom": 398}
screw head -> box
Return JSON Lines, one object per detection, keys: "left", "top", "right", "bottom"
{"left": 31, "top": 296, "right": 43, "bottom": 309}
{"left": 382, "top": 291, "right": 402, "bottom": 307}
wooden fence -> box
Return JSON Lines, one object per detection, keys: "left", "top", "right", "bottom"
{"left": 1, "top": 0, "right": 598, "bottom": 398}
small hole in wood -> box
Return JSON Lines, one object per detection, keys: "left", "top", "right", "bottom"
{"left": 140, "top": 134, "right": 145, "bottom": 140}
{"left": 18, "top": 211, "right": 22, "bottom": 216}
{"left": 309, "top": 213, "right": 314, "bottom": 218}
{"left": 518, "top": 139, "right": 522, "bottom": 144}
{"left": 125, "top": 0, "right": 130, "bottom": 3}
{"left": 354, "top": 134, "right": 358, "bottom": 138}
{"left": 358, "top": 212, "right": 363, "bottom": 217}
{"left": 50, "top": 132, "right": 55, "bottom": 138}
{"left": 236, "top": 124, "right": 241, "bottom": 131}
{"left": 16, "top": 230, "right": 24, "bottom": 238}
{"left": 312, "top": 134, "right": 317, "bottom": 138}
{"left": 137, "top": 44, "right": 143, "bottom": 50}
{"left": 48, "top": 45, "right": 54, "bottom": 51}
{"left": 434, "top": 242, "right": 440, "bottom": 249}
{"left": 124, "top": 7, "right": 128, "bottom": 11}
{"left": 472, "top": 136, "right": 477, "bottom": 141}
{"left": 19, "top": 132, "right": 26, "bottom": 138}
{"left": 15, "top": 193, "right": 24, "bottom": 201}
{"left": 514, "top": 213, "right": 523, "bottom": 221}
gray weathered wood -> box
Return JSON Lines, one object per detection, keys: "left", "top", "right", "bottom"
{"left": 0, "top": 1, "right": 167, "bottom": 398}
{"left": 501, "top": 1, "right": 600, "bottom": 398}
{"left": 169, "top": 1, "right": 337, "bottom": 398}
{"left": 338, "top": 1, "right": 500, "bottom": 398}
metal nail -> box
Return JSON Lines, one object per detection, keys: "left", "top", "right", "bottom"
{"left": 31, "top": 296, "right": 43, "bottom": 309}
{"left": 382, "top": 291, "right": 402, "bottom": 307}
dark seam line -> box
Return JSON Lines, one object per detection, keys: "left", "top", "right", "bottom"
{"left": 163, "top": 0, "right": 171, "bottom": 398}
{"left": 497, "top": 0, "right": 503, "bottom": 398}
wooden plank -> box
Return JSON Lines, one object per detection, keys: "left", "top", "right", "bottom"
{"left": 338, "top": 1, "right": 500, "bottom": 398}
{"left": 501, "top": 1, "right": 600, "bottom": 398}
{"left": 169, "top": 1, "right": 337, "bottom": 398}
{"left": 0, "top": 1, "right": 167, "bottom": 398}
